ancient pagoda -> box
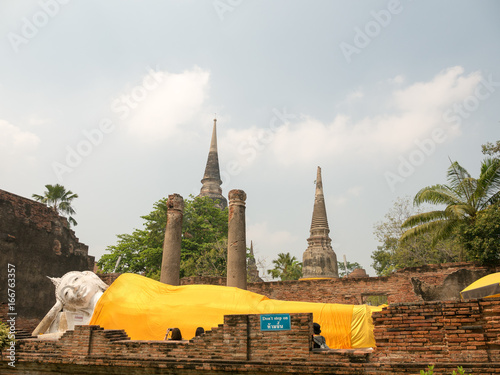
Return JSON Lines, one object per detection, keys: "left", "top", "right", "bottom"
{"left": 301, "top": 166, "right": 338, "bottom": 279}
{"left": 247, "top": 241, "right": 263, "bottom": 282}
{"left": 198, "top": 118, "right": 227, "bottom": 209}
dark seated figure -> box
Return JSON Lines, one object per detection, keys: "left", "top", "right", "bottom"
{"left": 164, "top": 327, "right": 183, "bottom": 341}
{"left": 312, "top": 323, "right": 329, "bottom": 349}
{"left": 195, "top": 327, "right": 205, "bottom": 337}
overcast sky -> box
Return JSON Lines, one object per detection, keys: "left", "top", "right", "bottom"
{"left": 1, "top": 1, "right": 499, "bottom": 278}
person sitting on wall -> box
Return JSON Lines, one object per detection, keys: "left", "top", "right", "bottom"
{"left": 169, "top": 328, "right": 183, "bottom": 340}
{"left": 163, "top": 328, "right": 172, "bottom": 340}
{"left": 312, "top": 322, "right": 329, "bottom": 349}
{"left": 195, "top": 327, "right": 205, "bottom": 337}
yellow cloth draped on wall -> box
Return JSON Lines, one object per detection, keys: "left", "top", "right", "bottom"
{"left": 89, "top": 273, "right": 380, "bottom": 349}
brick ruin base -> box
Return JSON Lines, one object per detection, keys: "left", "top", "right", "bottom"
{"left": 2, "top": 298, "right": 500, "bottom": 374}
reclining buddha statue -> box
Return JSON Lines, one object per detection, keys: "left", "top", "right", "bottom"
{"left": 33, "top": 270, "right": 380, "bottom": 348}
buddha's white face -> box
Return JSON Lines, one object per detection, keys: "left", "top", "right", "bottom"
{"left": 56, "top": 271, "right": 105, "bottom": 310}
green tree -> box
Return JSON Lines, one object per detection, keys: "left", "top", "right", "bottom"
{"left": 182, "top": 238, "right": 228, "bottom": 278}
{"left": 0, "top": 322, "right": 13, "bottom": 351}
{"left": 460, "top": 202, "right": 500, "bottom": 264}
{"left": 337, "top": 261, "right": 362, "bottom": 277}
{"left": 371, "top": 246, "right": 396, "bottom": 277}
{"left": 32, "top": 184, "right": 79, "bottom": 226}
{"left": 180, "top": 197, "right": 228, "bottom": 277}
{"left": 372, "top": 196, "right": 464, "bottom": 276}
{"left": 482, "top": 140, "right": 500, "bottom": 159}
{"left": 401, "top": 158, "right": 500, "bottom": 246}
{"left": 98, "top": 196, "right": 229, "bottom": 279}
{"left": 267, "top": 252, "right": 302, "bottom": 281}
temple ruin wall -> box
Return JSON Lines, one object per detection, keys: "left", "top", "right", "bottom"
{"left": 0, "top": 189, "right": 94, "bottom": 329}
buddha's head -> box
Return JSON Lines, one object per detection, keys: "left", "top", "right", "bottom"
{"left": 50, "top": 271, "right": 108, "bottom": 310}
{"left": 33, "top": 271, "right": 109, "bottom": 337}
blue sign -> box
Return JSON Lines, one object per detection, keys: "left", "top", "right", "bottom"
{"left": 260, "top": 314, "right": 291, "bottom": 331}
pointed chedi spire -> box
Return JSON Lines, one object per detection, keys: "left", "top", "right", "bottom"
{"left": 249, "top": 240, "right": 255, "bottom": 263}
{"left": 301, "top": 166, "right": 338, "bottom": 279}
{"left": 198, "top": 118, "right": 227, "bottom": 209}
{"left": 310, "top": 166, "right": 329, "bottom": 236}
{"left": 247, "top": 240, "right": 263, "bottom": 283}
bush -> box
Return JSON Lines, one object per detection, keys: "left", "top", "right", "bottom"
{"left": 0, "top": 322, "right": 13, "bottom": 350}
{"left": 420, "top": 365, "right": 471, "bottom": 375}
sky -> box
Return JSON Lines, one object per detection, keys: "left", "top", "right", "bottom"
{"left": 1, "top": 1, "right": 499, "bottom": 279}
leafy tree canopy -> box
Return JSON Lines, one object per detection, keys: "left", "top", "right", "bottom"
{"left": 371, "top": 196, "right": 465, "bottom": 276}
{"left": 401, "top": 158, "right": 500, "bottom": 245}
{"left": 482, "top": 140, "right": 500, "bottom": 159}
{"left": 267, "top": 252, "right": 302, "bottom": 281}
{"left": 460, "top": 202, "right": 500, "bottom": 264}
{"left": 32, "top": 184, "right": 78, "bottom": 226}
{"left": 98, "top": 195, "right": 229, "bottom": 279}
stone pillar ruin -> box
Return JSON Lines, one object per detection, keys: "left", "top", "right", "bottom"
{"left": 227, "top": 189, "right": 247, "bottom": 290}
{"left": 160, "top": 194, "right": 184, "bottom": 286}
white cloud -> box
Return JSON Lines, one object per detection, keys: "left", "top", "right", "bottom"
{"left": 256, "top": 66, "right": 483, "bottom": 166}
{"left": 120, "top": 65, "right": 483, "bottom": 168}
{"left": 346, "top": 90, "right": 364, "bottom": 101}
{"left": 336, "top": 89, "right": 365, "bottom": 110}
{"left": 388, "top": 75, "right": 405, "bottom": 85}
{"left": 330, "top": 185, "right": 363, "bottom": 206}
{"left": 28, "top": 116, "right": 51, "bottom": 126}
{"left": 220, "top": 125, "right": 279, "bottom": 169}
{"left": 247, "top": 221, "right": 300, "bottom": 268}
{"left": 347, "top": 186, "right": 363, "bottom": 196}
{"left": 332, "top": 196, "right": 348, "bottom": 206}
{"left": 393, "top": 66, "right": 481, "bottom": 113}
{"left": 0, "top": 119, "right": 40, "bottom": 168}
{"left": 120, "top": 66, "right": 211, "bottom": 142}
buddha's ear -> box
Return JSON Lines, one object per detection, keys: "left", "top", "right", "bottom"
{"left": 48, "top": 276, "right": 61, "bottom": 288}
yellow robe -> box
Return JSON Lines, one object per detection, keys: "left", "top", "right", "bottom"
{"left": 90, "top": 273, "right": 380, "bottom": 348}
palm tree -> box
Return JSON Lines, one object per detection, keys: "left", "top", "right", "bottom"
{"left": 267, "top": 252, "right": 302, "bottom": 281}
{"left": 32, "top": 184, "right": 79, "bottom": 226}
{"left": 401, "top": 158, "right": 500, "bottom": 244}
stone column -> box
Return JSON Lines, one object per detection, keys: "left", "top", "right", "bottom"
{"left": 227, "top": 189, "right": 247, "bottom": 290}
{"left": 160, "top": 194, "right": 184, "bottom": 285}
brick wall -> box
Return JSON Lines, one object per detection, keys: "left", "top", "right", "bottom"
{"left": 372, "top": 297, "right": 500, "bottom": 364}
{"left": 248, "top": 262, "right": 499, "bottom": 305}
{"left": 180, "top": 276, "right": 227, "bottom": 286}
{"left": 5, "top": 313, "right": 337, "bottom": 372}
{"left": 0, "top": 303, "right": 38, "bottom": 335}
{"left": 3, "top": 301, "right": 500, "bottom": 374}
{"left": 0, "top": 189, "right": 94, "bottom": 331}
{"left": 97, "top": 272, "right": 230, "bottom": 287}
{"left": 96, "top": 272, "right": 122, "bottom": 286}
